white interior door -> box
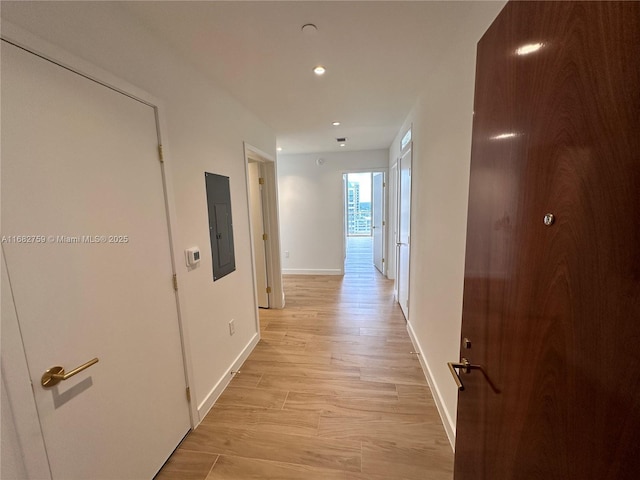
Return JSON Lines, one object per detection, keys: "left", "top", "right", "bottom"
{"left": 248, "top": 161, "right": 269, "bottom": 308}
{"left": 388, "top": 163, "right": 398, "bottom": 282}
{"left": 397, "top": 144, "right": 412, "bottom": 319}
{"left": 343, "top": 174, "right": 348, "bottom": 263}
{"left": 372, "top": 172, "right": 385, "bottom": 273}
{"left": 1, "top": 42, "right": 190, "bottom": 479}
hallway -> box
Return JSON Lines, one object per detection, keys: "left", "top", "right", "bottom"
{"left": 156, "top": 238, "right": 453, "bottom": 479}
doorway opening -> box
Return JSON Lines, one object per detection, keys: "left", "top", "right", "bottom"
{"left": 395, "top": 137, "right": 412, "bottom": 320}
{"left": 244, "top": 143, "right": 285, "bottom": 312}
{"left": 346, "top": 172, "right": 372, "bottom": 237}
{"left": 343, "top": 171, "right": 386, "bottom": 275}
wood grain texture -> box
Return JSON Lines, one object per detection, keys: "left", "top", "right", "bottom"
{"left": 205, "top": 455, "right": 392, "bottom": 480}
{"left": 179, "top": 424, "right": 362, "bottom": 472}
{"left": 154, "top": 450, "right": 218, "bottom": 480}
{"left": 457, "top": 2, "right": 640, "bottom": 479}
{"left": 318, "top": 412, "right": 446, "bottom": 444}
{"left": 156, "top": 238, "right": 452, "bottom": 479}
{"left": 214, "top": 385, "right": 288, "bottom": 409}
{"left": 362, "top": 439, "right": 453, "bottom": 480}
{"left": 200, "top": 405, "right": 321, "bottom": 436}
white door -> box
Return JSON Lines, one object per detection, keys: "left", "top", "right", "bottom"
{"left": 1, "top": 42, "right": 190, "bottom": 479}
{"left": 388, "top": 163, "right": 398, "bottom": 282}
{"left": 343, "top": 174, "right": 348, "bottom": 264}
{"left": 248, "top": 161, "right": 269, "bottom": 308}
{"left": 372, "top": 172, "right": 385, "bottom": 273}
{"left": 397, "top": 144, "right": 412, "bottom": 319}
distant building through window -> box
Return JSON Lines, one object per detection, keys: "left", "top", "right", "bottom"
{"left": 346, "top": 173, "right": 371, "bottom": 236}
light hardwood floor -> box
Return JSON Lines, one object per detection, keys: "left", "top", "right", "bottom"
{"left": 155, "top": 237, "right": 453, "bottom": 479}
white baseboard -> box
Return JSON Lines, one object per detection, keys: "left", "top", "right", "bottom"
{"left": 282, "top": 268, "right": 343, "bottom": 275}
{"left": 196, "top": 332, "right": 260, "bottom": 423}
{"left": 406, "top": 321, "right": 456, "bottom": 450}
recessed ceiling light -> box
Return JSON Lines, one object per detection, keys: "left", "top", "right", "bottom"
{"left": 332, "top": 121, "right": 341, "bottom": 126}
{"left": 276, "top": 147, "right": 282, "bottom": 152}
{"left": 339, "top": 143, "right": 346, "bottom": 147}
{"left": 516, "top": 43, "right": 544, "bottom": 56}
{"left": 313, "top": 65, "right": 326, "bottom": 76}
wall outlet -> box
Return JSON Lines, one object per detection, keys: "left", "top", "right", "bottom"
{"left": 229, "top": 319, "right": 235, "bottom": 336}
{"left": 284, "top": 251, "right": 290, "bottom": 258}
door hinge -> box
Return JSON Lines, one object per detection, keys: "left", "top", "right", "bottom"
{"left": 258, "top": 177, "right": 265, "bottom": 185}
{"left": 186, "top": 387, "right": 191, "bottom": 402}
{"left": 262, "top": 233, "right": 268, "bottom": 241}
{"left": 266, "top": 286, "right": 272, "bottom": 294}
{"left": 172, "top": 274, "right": 178, "bottom": 291}
{"left": 158, "top": 145, "right": 164, "bottom": 163}
{"left": 382, "top": 221, "right": 386, "bottom": 226}
{"left": 382, "top": 258, "right": 385, "bottom": 263}
{"left": 383, "top": 182, "right": 386, "bottom": 187}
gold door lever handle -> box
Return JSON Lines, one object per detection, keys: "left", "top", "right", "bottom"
{"left": 447, "top": 358, "right": 477, "bottom": 391}
{"left": 448, "top": 358, "right": 501, "bottom": 393}
{"left": 41, "top": 358, "right": 99, "bottom": 388}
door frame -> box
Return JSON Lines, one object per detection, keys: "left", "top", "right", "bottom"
{"left": 243, "top": 143, "right": 284, "bottom": 311}
{"left": 341, "top": 168, "right": 388, "bottom": 272}
{"left": 372, "top": 171, "right": 387, "bottom": 275}
{"left": 396, "top": 140, "right": 413, "bottom": 319}
{"left": 0, "top": 22, "right": 198, "bottom": 476}
{"left": 246, "top": 161, "right": 270, "bottom": 308}
{"left": 388, "top": 162, "right": 398, "bottom": 283}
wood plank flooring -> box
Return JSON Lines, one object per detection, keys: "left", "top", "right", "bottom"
{"left": 155, "top": 237, "right": 453, "bottom": 479}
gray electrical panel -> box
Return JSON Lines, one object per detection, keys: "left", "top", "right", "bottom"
{"left": 205, "top": 172, "right": 236, "bottom": 281}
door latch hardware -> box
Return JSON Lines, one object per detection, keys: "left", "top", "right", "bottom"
{"left": 447, "top": 358, "right": 501, "bottom": 393}
{"left": 41, "top": 358, "right": 99, "bottom": 388}
{"left": 447, "top": 358, "right": 479, "bottom": 391}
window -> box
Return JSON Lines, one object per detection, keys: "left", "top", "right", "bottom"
{"left": 346, "top": 173, "right": 372, "bottom": 236}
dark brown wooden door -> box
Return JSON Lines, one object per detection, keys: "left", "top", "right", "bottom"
{"left": 454, "top": 2, "right": 640, "bottom": 479}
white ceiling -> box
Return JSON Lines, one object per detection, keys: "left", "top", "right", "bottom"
{"left": 2, "top": 1, "right": 505, "bottom": 154}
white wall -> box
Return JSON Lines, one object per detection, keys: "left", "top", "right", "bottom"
{"left": 278, "top": 150, "right": 388, "bottom": 275}
{"left": 1, "top": 1, "right": 276, "bottom": 427}
{"left": 390, "top": 3, "right": 505, "bottom": 446}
